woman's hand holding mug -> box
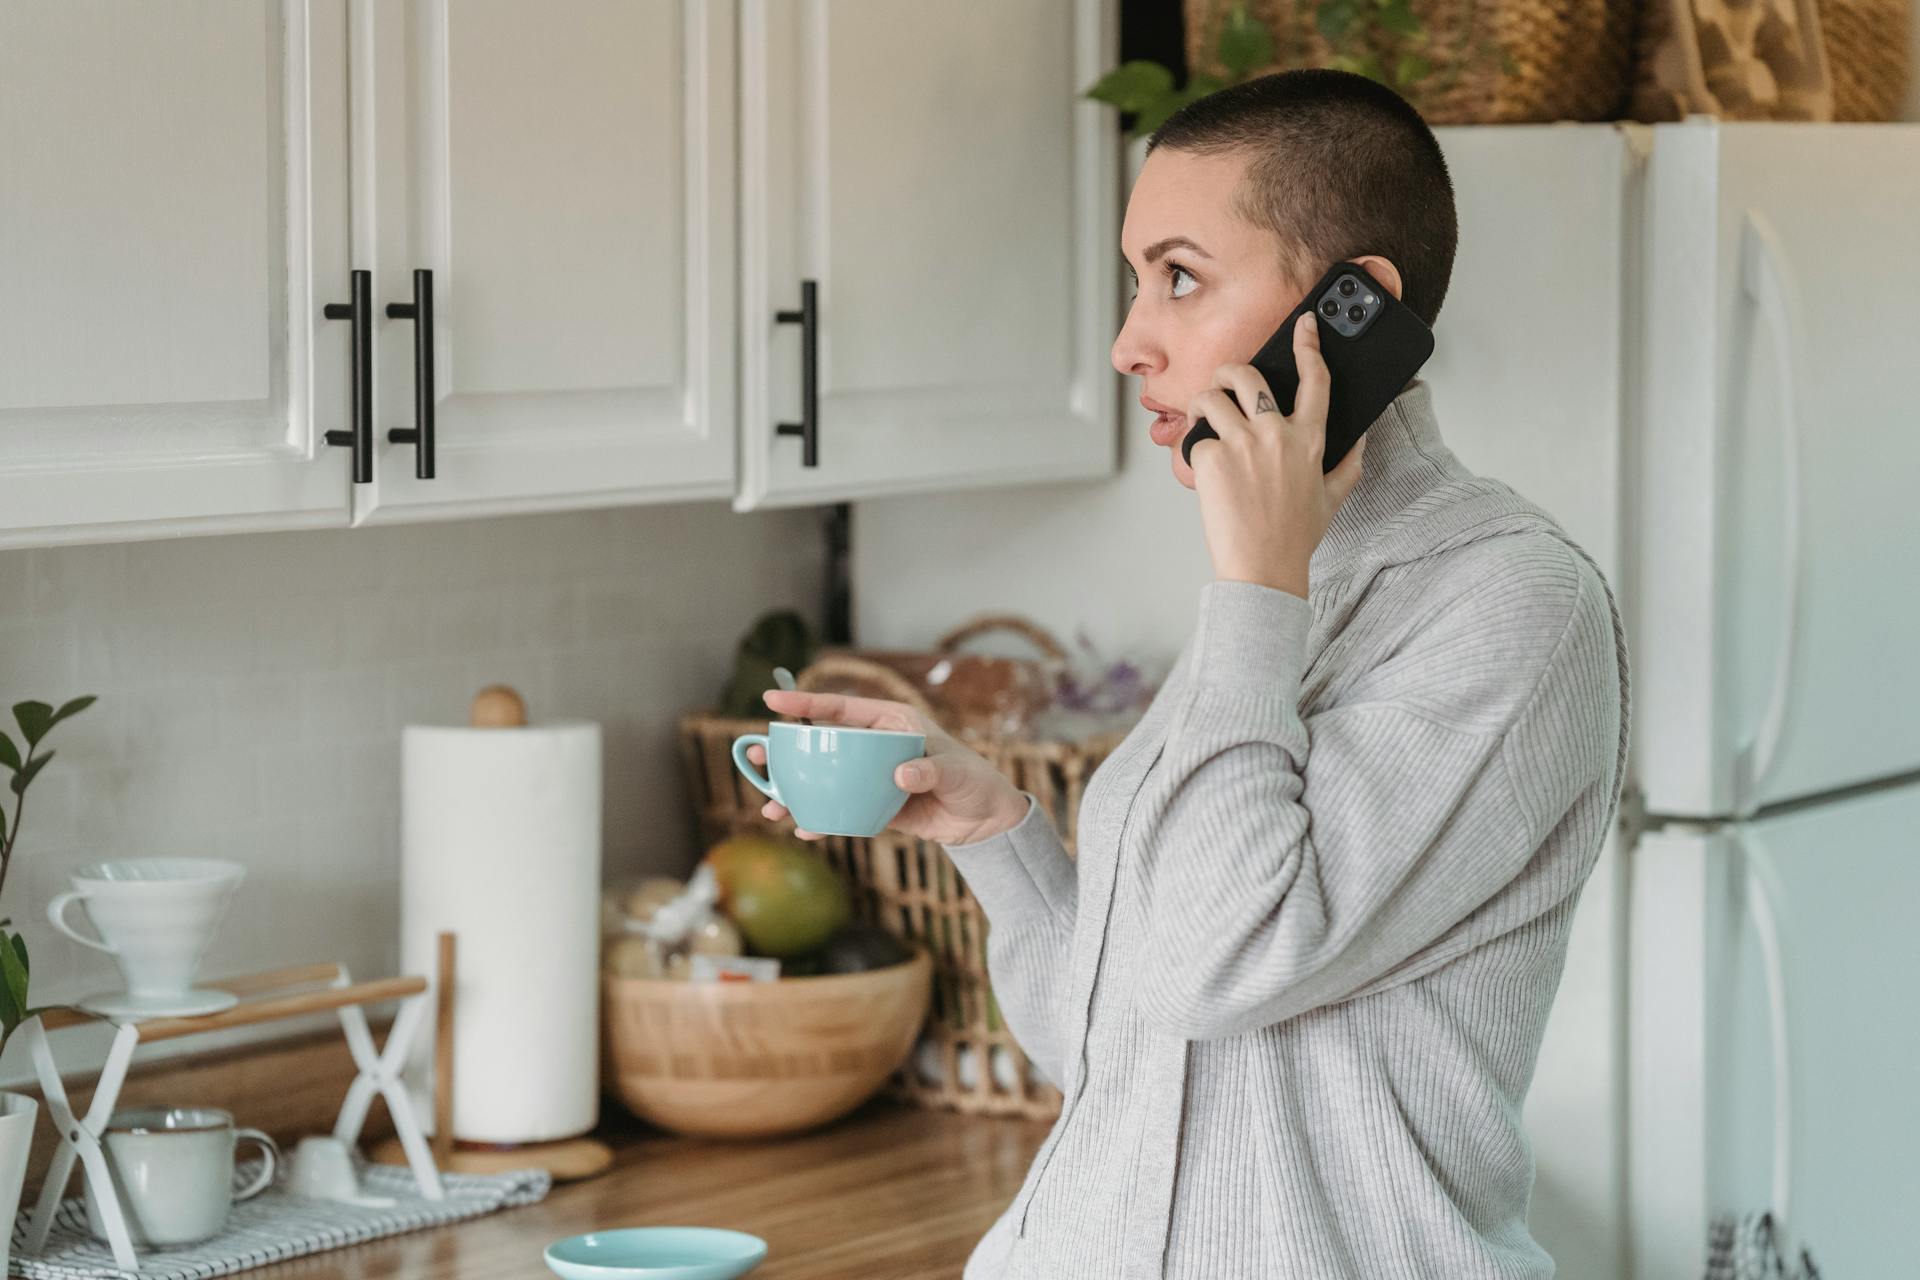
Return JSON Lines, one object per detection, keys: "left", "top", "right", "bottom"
{"left": 755, "top": 689, "right": 1027, "bottom": 845}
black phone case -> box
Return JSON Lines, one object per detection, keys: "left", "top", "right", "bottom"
{"left": 1180, "top": 261, "right": 1434, "bottom": 473}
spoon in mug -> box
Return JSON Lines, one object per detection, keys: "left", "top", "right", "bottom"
{"left": 772, "top": 666, "right": 811, "bottom": 726}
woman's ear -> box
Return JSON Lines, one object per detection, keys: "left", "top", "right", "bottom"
{"left": 1349, "top": 255, "right": 1404, "bottom": 302}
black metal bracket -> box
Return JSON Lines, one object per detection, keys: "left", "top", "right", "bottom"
{"left": 384, "top": 268, "right": 437, "bottom": 480}
{"left": 322, "top": 269, "right": 373, "bottom": 484}
{"left": 775, "top": 279, "right": 818, "bottom": 467}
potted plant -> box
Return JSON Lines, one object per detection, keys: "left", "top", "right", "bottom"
{"left": 0, "top": 695, "right": 95, "bottom": 1269}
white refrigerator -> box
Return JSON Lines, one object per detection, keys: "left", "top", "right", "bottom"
{"left": 1619, "top": 118, "right": 1920, "bottom": 1277}
{"left": 1386, "top": 116, "right": 1920, "bottom": 1277}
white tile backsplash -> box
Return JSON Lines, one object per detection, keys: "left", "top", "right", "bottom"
{"left": 0, "top": 500, "right": 825, "bottom": 1080}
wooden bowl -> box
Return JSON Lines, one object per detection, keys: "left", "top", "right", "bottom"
{"left": 602, "top": 946, "right": 932, "bottom": 1139}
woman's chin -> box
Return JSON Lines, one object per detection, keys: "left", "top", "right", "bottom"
{"left": 1168, "top": 447, "right": 1197, "bottom": 489}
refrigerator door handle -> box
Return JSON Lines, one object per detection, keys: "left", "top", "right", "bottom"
{"left": 1733, "top": 825, "right": 1797, "bottom": 1251}
{"left": 1733, "top": 211, "right": 1806, "bottom": 818}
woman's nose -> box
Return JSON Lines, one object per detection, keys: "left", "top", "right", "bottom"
{"left": 1111, "top": 313, "right": 1162, "bottom": 378}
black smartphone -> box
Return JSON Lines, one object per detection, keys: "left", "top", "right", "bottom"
{"left": 1180, "top": 260, "right": 1434, "bottom": 473}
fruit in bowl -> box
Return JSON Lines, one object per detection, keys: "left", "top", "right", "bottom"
{"left": 601, "top": 940, "right": 930, "bottom": 1138}
{"left": 704, "top": 833, "right": 850, "bottom": 958}
{"left": 599, "top": 834, "right": 930, "bottom": 1137}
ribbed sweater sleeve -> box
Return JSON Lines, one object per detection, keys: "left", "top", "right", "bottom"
{"left": 942, "top": 791, "right": 1077, "bottom": 1087}
{"left": 1131, "top": 547, "right": 1619, "bottom": 1042}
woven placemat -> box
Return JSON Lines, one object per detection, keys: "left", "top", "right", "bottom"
{"left": 9, "top": 1159, "right": 551, "bottom": 1279}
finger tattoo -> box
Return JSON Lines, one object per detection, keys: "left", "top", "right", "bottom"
{"left": 1253, "top": 390, "right": 1278, "bottom": 416}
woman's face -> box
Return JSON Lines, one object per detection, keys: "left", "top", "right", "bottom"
{"left": 1112, "top": 147, "right": 1305, "bottom": 491}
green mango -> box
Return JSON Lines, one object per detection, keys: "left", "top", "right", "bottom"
{"left": 705, "top": 833, "right": 850, "bottom": 959}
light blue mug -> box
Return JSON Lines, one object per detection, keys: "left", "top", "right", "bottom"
{"left": 731, "top": 721, "right": 926, "bottom": 837}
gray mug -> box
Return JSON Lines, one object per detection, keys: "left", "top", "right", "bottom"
{"left": 84, "top": 1106, "right": 278, "bottom": 1247}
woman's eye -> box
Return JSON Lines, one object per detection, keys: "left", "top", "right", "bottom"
{"left": 1123, "top": 262, "right": 1197, "bottom": 301}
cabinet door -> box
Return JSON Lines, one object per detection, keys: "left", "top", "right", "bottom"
{"left": 736, "top": 0, "right": 1119, "bottom": 510}
{"left": 353, "top": 0, "right": 736, "bottom": 524}
{"left": 0, "top": 0, "right": 352, "bottom": 549}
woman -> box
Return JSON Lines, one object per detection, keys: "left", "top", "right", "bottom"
{"left": 751, "top": 70, "right": 1629, "bottom": 1279}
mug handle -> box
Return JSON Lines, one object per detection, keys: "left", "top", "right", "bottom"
{"left": 45, "top": 891, "right": 117, "bottom": 954}
{"left": 231, "top": 1129, "right": 280, "bottom": 1202}
{"left": 730, "top": 734, "right": 781, "bottom": 803}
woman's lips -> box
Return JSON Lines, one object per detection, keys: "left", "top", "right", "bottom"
{"left": 1149, "top": 411, "right": 1184, "bottom": 447}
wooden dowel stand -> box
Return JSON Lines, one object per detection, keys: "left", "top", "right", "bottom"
{"left": 372, "top": 928, "right": 611, "bottom": 1183}
{"left": 35, "top": 975, "right": 429, "bottom": 1043}
{"left": 18, "top": 954, "right": 447, "bottom": 1272}
{"left": 433, "top": 931, "right": 455, "bottom": 1166}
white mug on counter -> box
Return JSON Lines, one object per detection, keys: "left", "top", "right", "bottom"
{"left": 46, "top": 858, "right": 244, "bottom": 1011}
{"left": 84, "top": 1106, "right": 278, "bottom": 1247}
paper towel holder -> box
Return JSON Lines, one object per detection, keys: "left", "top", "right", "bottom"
{"left": 470, "top": 684, "right": 527, "bottom": 728}
{"left": 370, "top": 930, "right": 614, "bottom": 1183}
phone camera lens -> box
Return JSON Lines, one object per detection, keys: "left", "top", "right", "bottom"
{"left": 1320, "top": 299, "right": 1339, "bottom": 318}
{"left": 1337, "top": 277, "right": 1357, "bottom": 297}
{"left": 1347, "top": 304, "right": 1365, "bottom": 324}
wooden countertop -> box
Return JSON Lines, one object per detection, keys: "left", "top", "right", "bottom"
{"left": 268, "top": 1099, "right": 1052, "bottom": 1279}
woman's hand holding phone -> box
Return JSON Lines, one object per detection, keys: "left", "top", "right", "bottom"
{"left": 754, "top": 689, "right": 1029, "bottom": 845}
{"left": 1185, "top": 312, "right": 1368, "bottom": 598}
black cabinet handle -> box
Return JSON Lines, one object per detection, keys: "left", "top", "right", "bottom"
{"left": 775, "top": 278, "right": 818, "bottom": 467}
{"left": 384, "top": 268, "right": 437, "bottom": 480}
{"left": 321, "top": 269, "right": 373, "bottom": 484}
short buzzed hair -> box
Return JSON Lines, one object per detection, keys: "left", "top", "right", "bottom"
{"left": 1146, "top": 69, "right": 1458, "bottom": 328}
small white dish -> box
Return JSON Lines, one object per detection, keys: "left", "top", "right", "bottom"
{"left": 284, "top": 1135, "right": 396, "bottom": 1209}
{"left": 76, "top": 988, "right": 239, "bottom": 1019}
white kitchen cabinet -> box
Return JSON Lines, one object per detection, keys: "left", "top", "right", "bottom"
{"left": 352, "top": 0, "right": 737, "bottom": 523}
{"left": 734, "top": 0, "right": 1120, "bottom": 510}
{"left": 0, "top": 0, "right": 1121, "bottom": 545}
{"left": 0, "top": 0, "right": 354, "bottom": 549}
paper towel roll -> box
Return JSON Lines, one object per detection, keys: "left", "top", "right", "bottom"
{"left": 399, "top": 719, "right": 602, "bottom": 1144}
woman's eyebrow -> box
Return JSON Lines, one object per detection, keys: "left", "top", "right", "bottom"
{"left": 1122, "top": 236, "right": 1213, "bottom": 279}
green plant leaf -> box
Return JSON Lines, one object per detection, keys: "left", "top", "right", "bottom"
{"left": 0, "top": 933, "right": 25, "bottom": 1037}
{"left": 1216, "top": 3, "right": 1274, "bottom": 79}
{"left": 1378, "top": 0, "right": 1421, "bottom": 38}
{"left": 1316, "top": 0, "right": 1359, "bottom": 43}
{"left": 1132, "top": 85, "right": 1211, "bottom": 136}
{"left": 2, "top": 933, "right": 27, "bottom": 1007}
{"left": 1082, "top": 60, "right": 1175, "bottom": 113}
{"left": 10, "top": 751, "right": 51, "bottom": 796}
{"left": 52, "top": 695, "right": 96, "bottom": 727}
{"left": 1395, "top": 52, "right": 1432, "bottom": 85}
{"left": 0, "top": 732, "right": 19, "bottom": 773}
{"left": 1187, "top": 71, "right": 1228, "bottom": 96}
{"left": 12, "top": 702, "right": 52, "bottom": 749}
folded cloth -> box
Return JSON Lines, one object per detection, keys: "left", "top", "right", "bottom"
{"left": 9, "top": 1159, "right": 551, "bottom": 1280}
{"left": 1704, "top": 1211, "right": 1823, "bottom": 1280}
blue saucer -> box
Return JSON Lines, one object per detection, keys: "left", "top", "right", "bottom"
{"left": 543, "top": 1227, "right": 768, "bottom": 1280}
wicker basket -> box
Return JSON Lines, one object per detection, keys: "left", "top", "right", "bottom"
{"left": 1631, "top": 0, "right": 1912, "bottom": 123}
{"left": 808, "top": 613, "right": 1067, "bottom": 743}
{"left": 1184, "top": 0, "right": 1637, "bottom": 124}
{"left": 677, "top": 616, "right": 1138, "bottom": 1120}
{"left": 1823, "top": 0, "right": 1911, "bottom": 121}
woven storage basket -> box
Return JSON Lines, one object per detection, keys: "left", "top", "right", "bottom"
{"left": 1632, "top": 0, "right": 1909, "bottom": 123}
{"left": 809, "top": 612, "right": 1066, "bottom": 743}
{"left": 1184, "top": 0, "right": 1637, "bottom": 124}
{"left": 677, "top": 616, "right": 1138, "bottom": 1120}
{"left": 1823, "top": 0, "right": 1911, "bottom": 121}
